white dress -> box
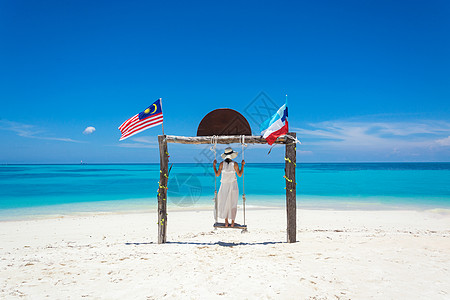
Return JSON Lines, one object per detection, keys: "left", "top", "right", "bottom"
{"left": 218, "top": 161, "right": 239, "bottom": 220}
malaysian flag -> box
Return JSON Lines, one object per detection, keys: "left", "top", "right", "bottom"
{"left": 118, "top": 98, "right": 164, "bottom": 141}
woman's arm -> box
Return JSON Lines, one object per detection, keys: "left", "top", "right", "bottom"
{"left": 234, "top": 160, "right": 245, "bottom": 177}
{"left": 213, "top": 160, "right": 223, "bottom": 177}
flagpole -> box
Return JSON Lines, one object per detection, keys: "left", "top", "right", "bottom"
{"left": 160, "top": 98, "right": 165, "bottom": 136}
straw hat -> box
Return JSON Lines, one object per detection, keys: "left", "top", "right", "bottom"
{"left": 221, "top": 147, "right": 238, "bottom": 160}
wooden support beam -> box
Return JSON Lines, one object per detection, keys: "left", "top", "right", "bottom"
{"left": 157, "top": 135, "right": 169, "bottom": 244}
{"left": 285, "top": 132, "right": 297, "bottom": 243}
{"left": 165, "top": 135, "right": 287, "bottom": 145}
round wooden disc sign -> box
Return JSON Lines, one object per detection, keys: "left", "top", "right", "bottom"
{"left": 197, "top": 108, "right": 252, "bottom": 136}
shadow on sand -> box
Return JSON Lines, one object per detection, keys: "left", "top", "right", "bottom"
{"left": 126, "top": 241, "right": 285, "bottom": 247}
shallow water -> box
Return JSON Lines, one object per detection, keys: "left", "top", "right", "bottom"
{"left": 0, "top": 163, "right": 449, "bottom": 220}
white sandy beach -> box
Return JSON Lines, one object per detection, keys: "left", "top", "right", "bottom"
{"left": 1, "top": 208, "right": 449, "bottom": 299}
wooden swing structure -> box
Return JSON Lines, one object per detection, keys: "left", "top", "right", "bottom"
{"left": 157, "top": 109, "right": 297, "bottom": 244}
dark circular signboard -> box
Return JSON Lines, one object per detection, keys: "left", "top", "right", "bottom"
{"left": 197, "top": 108, "right": 252, "bottom": 136}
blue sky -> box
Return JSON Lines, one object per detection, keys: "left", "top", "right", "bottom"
{"left": 0, "top": 0, "right": 449, "bottom": 163}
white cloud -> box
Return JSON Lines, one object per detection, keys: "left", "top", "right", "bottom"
{"left": 436, "top": 136, "right": 450, "bottom": 146}
{"left": 131, "top": 136, "right": 156, "bottom": 144}
{"left": 0, "top": 120, "right": 82, "bottom": 143}
{"left": 293, "top": 120, "right": 450, "bottom": 148}
{"left": 114, "top": 136, "right": 158, "bottom": 148}
{"left": 116, "top": 143, "right": 158, "bottom": 149}
{"left": 290, "top": 118, "right": 450, "bottom": 160}
{"left": 83, "top": 126, "right": 96, "bottom": 135}
{"left": 297, "top": 150, "right": 313, "bottom": 155}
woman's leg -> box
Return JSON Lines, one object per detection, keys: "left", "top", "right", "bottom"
{"left": 225, "top": 218, "right": 229, "bottom": 227}
{"left": 231, "top": 220, "right": 235, "bottom": 227}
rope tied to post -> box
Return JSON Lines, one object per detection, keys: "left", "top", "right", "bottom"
{"left": 210, "top": 135, "right": 218, "bottom": 223}
{"left": 240, "top": 135, "right": 247, "bottom": 227}
{"left": 210, "top": 135, "right": 218, "bottom": 192}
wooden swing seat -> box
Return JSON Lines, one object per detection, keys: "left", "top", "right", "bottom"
{"left": 213, "top": 222, "right": 247, "bottom": 229}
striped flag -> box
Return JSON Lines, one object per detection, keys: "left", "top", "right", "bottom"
{"left": 118, "top": 98, "right": 164, "bottom": 141}
{"left": 260, "top": 101, "right": 288, "bottom": 145}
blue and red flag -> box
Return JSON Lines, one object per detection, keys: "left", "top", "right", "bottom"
{"left": 260, "top": 101, "right": 288, "bottom": 145}
{"left": 118, "top": 98, "right": 163, "bottom": 141}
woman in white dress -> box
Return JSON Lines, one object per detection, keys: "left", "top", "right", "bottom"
{"left": 213, "top": 147, "right": 245, "bottom": 227}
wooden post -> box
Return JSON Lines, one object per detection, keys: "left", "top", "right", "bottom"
{"left": 157, "top": 135, "right": 169, "bottom": 244}
{"left": 285, "top": 132, "right": 297, "bottom": 243}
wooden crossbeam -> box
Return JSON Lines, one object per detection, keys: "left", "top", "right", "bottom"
{"left": 164, "top": 135, "right": 288, "bottom": 145}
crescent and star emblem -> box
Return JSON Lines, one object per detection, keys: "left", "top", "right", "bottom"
{"left": 144, "top": 104, "right": 157, "bottom": 115}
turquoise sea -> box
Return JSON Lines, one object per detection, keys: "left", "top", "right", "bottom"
{"left": 1, "top": 163, "right": 449, "bottom": 220}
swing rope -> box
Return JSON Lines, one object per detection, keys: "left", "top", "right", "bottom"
{"left": 210, "top": 135, "right": 218, "bottom": 224}
{"left": 241, "top": 135, "right": 247, "bottom": 227}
